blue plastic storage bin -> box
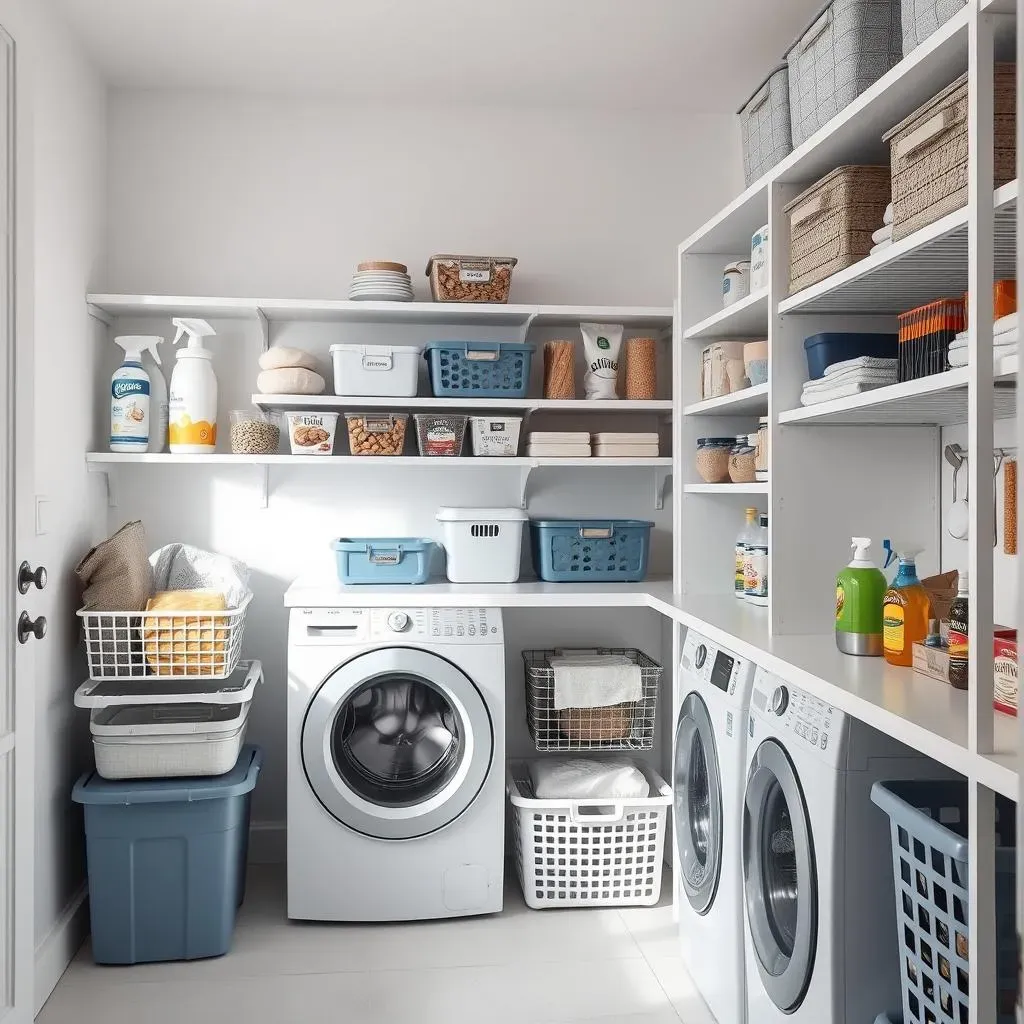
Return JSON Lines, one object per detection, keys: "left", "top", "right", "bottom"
{"left": 72, "top": 745, "right": 262, "bottom": 964}
{"left": 530, "top": 519, "right": 654, "bottom": 583}
{"left": 424, "top": 341, "right": 534, "bottom": 397}
{"left": 332, "top": 537, "right": 436, "bottom": 584}
{"left": 871, "top": 779, "right": 1017, "bottom": 1024}
{"left": 803, "top": 332, "right": 898, "bottom": 380}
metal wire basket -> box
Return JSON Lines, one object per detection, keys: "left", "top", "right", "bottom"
{"left": 523, "top": 648, "right": 662, "bottom": 752}
{"left": 78, "top": 592, "right": 252, "bottom": 681}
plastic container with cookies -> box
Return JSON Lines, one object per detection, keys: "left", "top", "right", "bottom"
{"left": 286, "top": 412, "right": 338, "bottom": 455}
{"left": 345, "top": 412, "right": 408, "bottom": 456}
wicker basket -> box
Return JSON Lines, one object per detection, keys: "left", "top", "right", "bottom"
{"left": 884, "top": 66, "right": 1016, "bottom": 242}
{"left": 784, "top": 165, "right": 891, "bottom": 295}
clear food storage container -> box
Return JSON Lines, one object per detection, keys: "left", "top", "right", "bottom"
{"left": 426, "top": 254, "right": 517, "bottom": 303}
{"left": 345, "top": 413, "right": 408, "bottom": 456}
{"left": 329, "top": 343, "right": 422, "bottom": 397}
{"left": 230, "top": 410, "right": 280, "bottom": 454}
{"left": 286, "top": 412, "right": 339, "bottom": 455}
{"left": 414, "top": 413, "right": 468, "bottom": 457}
{"left": 470, "top": 415, "right": 522, "bottom": 456}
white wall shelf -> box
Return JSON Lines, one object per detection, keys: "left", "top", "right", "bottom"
{"left": 683, "top": 384, "right": 768, "bottom": 417}
{"left": 682, "top": 482, "right": 768, "bottom": 494}
{"left": 682, "top": 289, "right": 768, "bottom": 340}
{"left": 253, "top": 395, "right": 674, "bottom": 415}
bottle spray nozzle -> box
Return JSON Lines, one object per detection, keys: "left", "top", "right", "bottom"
{"left": 115, "top": 335, "right": 163, "bottom": 362}
{"left": 171, "top": 317, "right": 216, "bottom": 349}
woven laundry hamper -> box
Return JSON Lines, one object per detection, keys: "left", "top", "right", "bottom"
{"left": 786, "top": 0, "right": 903, "bottom": 148}
{"left": 738, "top": 64, "right": 793, "bottom": 186}
{"left": 784, "top": 165, "right": 891, "bottom": 295}
{"left": 901, "top": 0, "right": 965, "bottom": 54}
{"left": 884, "top": 66, "right": 1016, "bottom": 242}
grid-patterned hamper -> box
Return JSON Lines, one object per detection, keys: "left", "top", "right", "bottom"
{"left": 784, "top": 165, "right": 891, "bottom": 294}
{"left": 884, "top": 67, "right": 1016, "bottom": 242}
{"left": 529, "top": 518, "right": 654, "bottom": 583}
{"left": 901, "top": 0, "right": 965, "bottom": 55}
{"left": 508, "top": 760, "right": 671, "bottom": 908}
{"left": 871, "top": 779, "right": 1017, "bottom": 1024}
{"left": 424, "top": 341, "right": 533, "bottom": 398}
{"left": 786, "top": 0, "right": 903, "bottom": 148}
{"left": 739, "top": 64, "right": 793, "bottom": 186}
{"left": 523, "top": 648, "right": 663, "bottom": 751}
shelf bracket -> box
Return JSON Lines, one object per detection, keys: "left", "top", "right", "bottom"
{"left": 256, "top": 307, "right": 269, "bottom": 353}
{"left": 256, "top": 464, "right": 269, "bottom": 509}
{"left": 518, "top": 312, "right": 538, "bottom": 345}
{"left": 87, "top": 464, "right": 118, "bottom": 508}
{"left": 518, "top": 464, "right": 535, "bottom": 510}
{"left": 653, "top": 468, "right": 672, "bottom": 510}
{"left": 87, "top": 303, "right": 113, "bottom": 327}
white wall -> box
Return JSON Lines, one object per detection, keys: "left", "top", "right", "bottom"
{"left": 0, "top": 0, "right": 107, "bottom": 1006}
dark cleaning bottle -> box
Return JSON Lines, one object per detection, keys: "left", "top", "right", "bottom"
{"left": 948, "top": 570, "right": 969, "bottom": 691}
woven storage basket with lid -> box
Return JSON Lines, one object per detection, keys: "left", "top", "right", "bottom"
{"left": 884, "top": 66, "right": 1016, "bottom": 242}
{"left": 784, "top": 165, "right": 891, "bottom": 295}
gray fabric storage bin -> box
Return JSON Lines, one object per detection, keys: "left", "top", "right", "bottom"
{"left": 787, "top": 0, "right": 903, "bottom": 148}
{"left": 901, "top": 0, "right": 965, "bottom": 54}
{"left": 738, "top": 64, "right": 793, "bottom": 186}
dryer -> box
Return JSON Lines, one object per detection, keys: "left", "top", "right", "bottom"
{"left": 287, "top": 604, "right": 505, "bottom": 922}
{"left": 742, "top": 665, "right": 945, "bottom": 1023}
{"left": 674, "top": 629, "right": 755, "bottom": 1024}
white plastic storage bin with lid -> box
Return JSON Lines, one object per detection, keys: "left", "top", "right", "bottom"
{"left": 329, "top": 343, "right": 422, "bottom": 397}
{"left": 436, "top": 507, "right": 527, "bottom": 583}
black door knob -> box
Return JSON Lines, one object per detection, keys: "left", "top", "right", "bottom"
{"left": 18, "top": 561, "right": 47, "bottom": 594}
{"left": 17, "top": 612, "right": 46, "bottom": 644}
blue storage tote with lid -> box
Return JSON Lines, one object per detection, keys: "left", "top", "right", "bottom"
{"left": 72, "top": 744, "right": 263, "bottom": 964}
{"left": 424, "top": 340, "right": 533, "bottom": 397}
{"left": 332, "top": 537, "right": 436, "bottom": 585}
{"left": 530, "top": 519, "right": 654, "bottom": 583}
{"left": 803, "top": 331, "right": 898, "bottom": 379}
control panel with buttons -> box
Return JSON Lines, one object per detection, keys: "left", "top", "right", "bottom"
{"left": 680, "top": 631, "right": 750, "bottom": 702}
{"left": 750, "top": 669, "right": 841, "bottom": 758}
{"left": 369, "top": 608, "right": 503, "bottom": 643}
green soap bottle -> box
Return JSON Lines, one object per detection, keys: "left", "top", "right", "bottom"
{"left": 836, "top": 537, "right": 887, "bottom": 656}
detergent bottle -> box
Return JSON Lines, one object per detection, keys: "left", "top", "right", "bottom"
{"left": 882, "top": 543, "right": 931, "bottom": 667}
{"left": 169, "top": 318, "right": 218, "bottom": 454}
{"left": 139, "top": 336, "right": 168, "bottom": 453}
{"left": 835, "top": 537, "right": 886, "bottom": 656}
{"left": 110, "top": 335, "right": 162, "bottom": 452}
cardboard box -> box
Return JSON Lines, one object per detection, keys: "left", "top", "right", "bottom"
{"left": 994, "top": 630, "right": 1018, "bottom": 716}
{"left": 912, "top": 643, "right": 950, "bottom": 684}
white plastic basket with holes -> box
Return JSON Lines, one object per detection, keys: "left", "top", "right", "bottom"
{"left": 507, "top": 760, "right": 671, "bottom": 909}
{"left": 435, "top": 506, "right": 528, "bottom": 583}
{"left": 77, "top": 592, "right": 252, "bottom": 681}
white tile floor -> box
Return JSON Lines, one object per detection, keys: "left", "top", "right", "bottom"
{"left": 39, "top": 866, "right": 716, "bottom": 1024}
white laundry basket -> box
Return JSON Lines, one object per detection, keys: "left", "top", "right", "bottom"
{"left": 436, "top": 507, "right": 527, "bottom": 583}
{"left": 508, "top": 760, "right": 672, "bottom": 909}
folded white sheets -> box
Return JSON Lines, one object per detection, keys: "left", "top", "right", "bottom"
{"left": 529, "top": 757, "right": 651, "bottom": 800}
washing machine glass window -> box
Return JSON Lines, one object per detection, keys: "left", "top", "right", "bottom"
{"left": 674, "top": 693, "right": 722, "bottom": 915}
{"left": 302, "top": 647, "right": 493, "bottom": 840}
{"left": 743, "top": 739, "right": 818, "bottom": 1013}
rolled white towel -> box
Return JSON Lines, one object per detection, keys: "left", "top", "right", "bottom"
{"left": 872, "top": 223, "right": 893, "bottom": 244}
{"left": 884, "top": 202, "right": 894, "bottom": 226}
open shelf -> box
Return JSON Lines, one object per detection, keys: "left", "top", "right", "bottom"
{"left": 86, "top": 452, "right": 672, "bottom": 468}
{"left": 683, "top": 383, "right": 768, "bottom": 417}
{"left": 253, "top": 395, "right": 674, "bottom": 414}
{"left": 682, "top": 289, "right": 768, "bottom": 340}
{"left": 683, "top": 482, "right": 768, "bottom": 494}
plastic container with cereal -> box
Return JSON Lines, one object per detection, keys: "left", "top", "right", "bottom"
{"left": 286, "top": 412, "right": 338, "bottom": 455}
{"left": 345, "top": 412, "right": 408, "bottom": 456}
{"left": 414, "top": 414, "right": 468, "bottom": 457}
{"left": 426, "top": 254, "right": 517, "bottom": 303}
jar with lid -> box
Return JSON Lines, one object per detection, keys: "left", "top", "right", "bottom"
{"left": 695, "top": 437, "right": 734, "bottom": 483}
{"left": 728, "top": 433, "right": 757, "bottom": 483}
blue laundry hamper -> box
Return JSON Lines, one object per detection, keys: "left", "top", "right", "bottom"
{"left": 332, "top": 537, "right": 436, "bottom": 584}
{"left": 870, "top": 779, "right": 1017, "bottom": 1024}
{"left": 530, "top": 519, "right": 654, "bottom": 582}
{"left": 424, "top": 340, "right": 533, "bottom": 397}
{"left": 73, "top": 745, "right": 262, "bottom": 964}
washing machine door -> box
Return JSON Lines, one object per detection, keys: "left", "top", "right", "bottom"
{"left": 742, "top": 738, "right": 817, "bottom": 1013}
{"left": 302, "top": 647, "right": 493, "bottom": 840}
{"left": 674, "top": 691, "right": 722, "bottom": 914}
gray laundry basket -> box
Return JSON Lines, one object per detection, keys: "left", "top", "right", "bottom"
{"left": 738, "top": 64, "right": 793, "bottom": 186}
{"left": 787, "top": 0, "right": 903, "bottom": 148}
{"left": 901, "top": 0, "right": 965, "bottom": 55}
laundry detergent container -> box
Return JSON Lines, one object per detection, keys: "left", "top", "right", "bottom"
{"left": 72, "top": 745, "right": 262, "bottom": 964}
{"left": 436, "top": 507, "right": 527, "bottom": 583}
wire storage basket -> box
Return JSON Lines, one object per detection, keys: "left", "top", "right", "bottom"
{"left": 78, "top": 592, "right": 252, "bottom": 681}
{"left": 523, "top": 648, "right": 662, "bottom": 751}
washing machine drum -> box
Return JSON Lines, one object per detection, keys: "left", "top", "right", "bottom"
{"left": 302, "top": 647, "right": 494, "bottom": 840}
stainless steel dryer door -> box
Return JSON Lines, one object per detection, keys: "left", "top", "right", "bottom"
{"left": 674, "top": 691, "right": 723, "bottom": 915}
{"left": 742, "top": 738, "right": 817, "bottom": 1013}
{"left": 302, "top": 647, "right": 493, "bottom": 840}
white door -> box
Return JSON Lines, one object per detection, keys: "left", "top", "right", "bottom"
{"left": 0, "top": 25, "right": 39, "bottom": 1024}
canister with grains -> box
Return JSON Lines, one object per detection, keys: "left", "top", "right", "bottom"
{"left": 230, "top": 410, "right": 281, "bottom": 454}
{"left": 624, "top": 337, "right": 658, "bottom": 399}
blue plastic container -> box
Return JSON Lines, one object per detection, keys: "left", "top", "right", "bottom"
{"left": 803, "top": 332, "right": 898, "bottom": 380}
{"left": 424, "top": 341, "right": 534, "bottom": 397}
{"left": 530, "top": 519, "right": 654, "bottom": 583}
{"left": 72, "top": 745, "right": 262, "bottom": 964}
{"left": 332, "top": 537, "right": 436, "bottom": 585}
{"left": 871, "top": 779, "right": 1017, "bottom": 1024}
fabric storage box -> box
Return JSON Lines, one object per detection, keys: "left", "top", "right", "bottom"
{"left": 332, "top": 537, "right": 436, "bottom": 585}
{"left": 884, "top": 67, "right": 1016, "bottom": 242}
{"left": 329, "top": 343, "right": 422, "bottom": 397}
{"left": 786, "top": 0, "right": 903, "bottom": 148}
{"left": 803, "top": 331, "right": 898, "bottom": 379}
{"left": 529, "top": 518, "right": 654, "bottom": 583}
{"left": 897, "top": 297, "right": 965, "bottom": 381}
{"left": 414, "top": 413, "right": 468, "bottom": 456}
{"left": 72, "top": 745, "right": 262, "bottom": 964}
{"left": 470, "top": 415, "right": 522, "bottom": 456}
{"left": 700, "top": 341, "right": 746, "bottom": 399}
{"left": 507, "top": 759, "right": 671, "bottom": 909}
{"left": 424, "top": 341, "right": 533, "bottom": 397}
{"left": 739, "top": 65, "right": 793, "bottom": 185}
{"left": 436, "top": 506, "right": 527, "bottom": 583}
{"left": 871, "top": 779, "right": 1017, "bottom": 1024}
{"left": 426, "top": 254, "right": 517, "bottom": 303}
{"left": 785, "top": 165, "right": 891, "bottom": 294}
{"left": 901, "top": 0, "right": 965, "bottom": 55}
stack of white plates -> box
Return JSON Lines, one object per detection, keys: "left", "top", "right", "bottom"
{"left": 349, "top": 260, "right": 414, "bottom": 302}
{"left": 592, "top": 432, "right": 660, "bottom": 458}
{"left": 527, "top": 431, "right": 591, "bottom": 458}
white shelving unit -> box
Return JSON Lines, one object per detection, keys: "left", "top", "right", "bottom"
{"left": 682, "top": 288, "right": 768, "bottom": 339}
{"left": 252, "top": 394, "right": 674, "bottom": 414}
{"left": 683, "top": 383, "right": 768, "bottom": 417}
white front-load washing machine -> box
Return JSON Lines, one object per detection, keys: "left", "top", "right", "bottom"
{"left": 742, "top": 666, "right": 947, "bottom": 1023}
{"left": 674, "top": 629, "right": 755, "bottom": 1024}
{"left": 287, "top": 604, "right": 505, "bottom": 921}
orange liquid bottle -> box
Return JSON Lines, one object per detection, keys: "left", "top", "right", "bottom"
{"left": 882, "top": 546, "right": 931, "bottom": 667}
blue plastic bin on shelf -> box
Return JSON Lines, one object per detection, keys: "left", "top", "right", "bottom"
{"left": 72, "top": 745, "right": 262, "bottom": 965}
{"left": 332, "top": 537, "right": 436, "bottom": 585}
{"left": 871, "top": 779, "right": 1017, "bottom": 1024}
{"left": 803, "top": 332, "right": 898, "bottom": 380}
{"left": 424, "top": 340, "right": 533, "bottom": 397}
{"left": 530, "top": 519, "right": 654, "bottom": 583}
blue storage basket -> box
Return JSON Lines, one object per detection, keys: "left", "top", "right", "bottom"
{"left": 870, "top": 779, "right": 1017, "bottom": 1024}
{"left": 803, "top": 332, "right": 899, "bottom": 380}
{"left": 424, "top": 340, "right": 533, "bottom": 397}
{"left": 332, "top": 537, "right": 435, "bottom": 585}
{"left": 72, "top": 745, "right": 262, "bottom": 964}
{"left": 530, "top": 519, "right": 654, "bottom": 583}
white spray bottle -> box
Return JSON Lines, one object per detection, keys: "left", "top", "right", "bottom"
{"left": 110, "top": 335, "right": 163, "bottom": 452}
{"left": 169, "top": 317, "right": 218, "bottom": 453}
{"left": 140, "top": 337, "right": 168, "bottom": 453}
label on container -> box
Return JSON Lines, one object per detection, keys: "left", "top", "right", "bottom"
{"left": 744, "top": 544, "right": 767, "bottom": 598}
{"left": 361, "top": 352, "right": 393, "bottom": 371}
{"left": 423, "top": 424, "right": 458, "bottom": 455}
{"left": 994, "top": 636, "right": 1018, "bottom": 714}
{"left": 363, "top": 415, "right": 398, "bottom": 434}
{"left": 883, "top": 593, "right": 906, "bottom": 654}
{"left": 735, "top": 544, "right": 747, "bottom": 596}
{"left": 110, "top": 373, "right": 150, "bottom": 447}
{"left": 459, "top": 264, "right": 491, "bottom": 283}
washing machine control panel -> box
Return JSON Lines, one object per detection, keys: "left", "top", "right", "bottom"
{"left": 681, "top": 631, "right": 748, "bottom": 698}
{"left": 751, "top": 668, "right": 842, "bottom": 757}
{"left": 371, "top": 607, "right": 503, "bottom": 643}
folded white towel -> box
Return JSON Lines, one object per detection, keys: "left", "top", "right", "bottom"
{"left": 800, "top": 380, "right": 893, "bottom": 406}
{"left": 550, "top": 654, "right": 642, "bottom": 711}
{"left": 870, "top": 239, "right": 893, "bottom": 256}
{"left": 803, "top": 366, "right": 896, "bottom": 393}
{"left": 884, "top": 202, "right": 894, "bottom": 226}
{"left": 872, "top": 223, "right": 893, "bottom": 244}
{"left": 996, "top": 312, "right": 1018, "bottom": 336}
{"left": 530, "top": 758, "right": 651, "bottom": 800}
{"left": 949, "top": 327, "right": 1018, "bottom": 353}
{"left": 949, "top": 344, "right": 1018, "bottom": 369}
{"left": 824, "top": 356, "right": 898, "bottom": 376}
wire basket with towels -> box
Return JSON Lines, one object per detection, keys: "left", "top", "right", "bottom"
{"left": 522, "top": 648, "right": 662, "bottom": 751}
